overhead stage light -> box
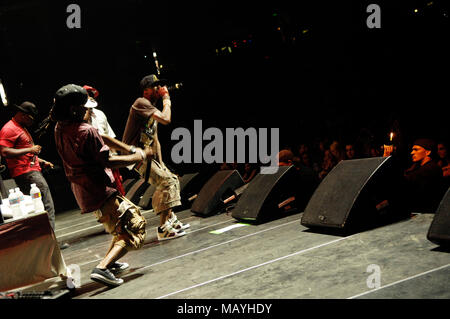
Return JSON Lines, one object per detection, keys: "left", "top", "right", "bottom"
{"left": 0, "top": 79, "right": 8, "bottom": 106}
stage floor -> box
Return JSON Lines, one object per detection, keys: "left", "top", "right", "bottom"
{"left": 55, "top": 207, "right": 450, "bottom": 299}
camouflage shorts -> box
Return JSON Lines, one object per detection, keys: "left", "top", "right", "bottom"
{"left": 93, "top": 195, "right": 147, "bottom": 250}
{"left": 148, "top": 160, "right": 181, "bottom": 215}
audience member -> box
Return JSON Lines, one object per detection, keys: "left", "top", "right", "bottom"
{"left": 297, "top": 143, "right": 309, "bottom": 158}
{"left": 242, "top": 163, "right": 258, "bottom": 183}
{"left": 437, "top": 142, "right": 450, "bottom": 177}
{"left": 310, "top": 138, "right": 325, "bottom": 169}
{"left": 277, "top": 149, "right": 294, "bottom": 167}
{"left": 369, "top": 144, "right": 382, "bottom": 157}
{"left": 344, "top": 142, "right": 357, "bottom": 160}
{"left": 329, "top": 140, "right": 345, "bottom": 162}
{"left": 277, "top": 148, "right": 319, "bottom": 210}
{"left": 318, "top": 149, "right": 338, "bottom": 180}
{"left": 436, "top": 141, "right": 450, "bottom": 189}
{"left": 385, "top": 138, "right": 445, "bottom": 213}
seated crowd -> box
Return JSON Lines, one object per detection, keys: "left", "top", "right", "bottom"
{"left": 219, "top": 130, "right": 449, "bottom": 214}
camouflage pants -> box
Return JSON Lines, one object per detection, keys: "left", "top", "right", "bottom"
{"left": 148, "top": 159, "right": 181, "bottom": 215}
{"left": 93, "top": 195, "right": 146, "bottom": 250}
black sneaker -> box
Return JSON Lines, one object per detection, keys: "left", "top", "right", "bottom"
{"left": 90, "top": 268, "right": 124, "bottom": 287}
{"left": 108, "top": 261, "right": 130, "bottom": 274}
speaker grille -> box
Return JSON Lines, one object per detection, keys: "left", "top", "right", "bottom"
{"left": 191, "top": 170, "right": 244, "bottom": 216}
{"left": 301, "top": 157, "right": 391, "bottom": 228}
{"left": 232, "top": 166, "right": 292, "bottom": 221}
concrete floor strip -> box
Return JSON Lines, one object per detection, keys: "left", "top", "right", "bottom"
{"left": 72, "top": 219, "right": 237, "bottom": 267}
{"left": 139, "top": 219, "right": 301, "bottom": 273}
{"left": 156, "top": 236, "right": 351, "bottom": 299}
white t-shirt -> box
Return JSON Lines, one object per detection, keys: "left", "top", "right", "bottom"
{"left": 89, "top": 108, "right": 116, "bottom": 138}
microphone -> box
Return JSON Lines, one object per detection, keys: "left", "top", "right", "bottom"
{"left": 34, "top": 115, "right": 52, "bottom": 138}
{"left": 167, "top": 83, "right": 183, "bottom": 91}
{"left": 30, "top": 155, "right": 37, "bottom": 167}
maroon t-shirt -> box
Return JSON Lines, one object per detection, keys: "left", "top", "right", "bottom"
{"left": 122, "top": 97, "right": 157, "bottom": 146}
{"left": 54, "top": 121, "right": 117, "bottom": 214}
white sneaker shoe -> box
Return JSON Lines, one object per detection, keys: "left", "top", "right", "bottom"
{"left": 157, "top": 220, "right": 186, "bottom": 241}
{"left": 169, "top": 214, "right": 190, "bottom": 232}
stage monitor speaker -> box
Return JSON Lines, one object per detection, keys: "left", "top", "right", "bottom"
{"left": 301, "top": 156, "right": 408, "bottom": 233}
{"left": 179, "top": 169, "right": 218, "bottom": 207}
{"left": 191, "top": 170, "right": 244, "bottom": 216}
{"left": 427, "top": 187, "right": 450, "bottom": 247}
{"left": 177, "top": 172, "right": 200, "bottom": 210}
{"left": 232, "top": 165, "right": 318, "bottom": 223}
{"left": 125, "top": 178, "right": 149, "bottom": 205}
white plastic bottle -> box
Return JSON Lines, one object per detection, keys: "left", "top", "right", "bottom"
{"left": 30, "top": 183, "right": 45, "bottom": 213}
{"left": 15, "top": 187, "right": 24, "bottom": 203}
{"left": 15, "top": 187, "right": 28, "bottom": 216}
{"left": 8, "top": 189, "right": 22, "bottom": 217}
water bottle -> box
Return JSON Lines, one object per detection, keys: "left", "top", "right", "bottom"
{"left": 30, "top": 183, "right": 45, "bottom": 213}
{"left": 8, "top": 189, "right": 22, "bottom": 217}
{"left": 15, "top": 187, "right": 24, "bottom": 203}
{"left": 15, "top": 187, "right": 28, "bottom": 216}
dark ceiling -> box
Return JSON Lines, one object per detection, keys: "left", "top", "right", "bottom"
{"left": 0, "top": 0, "right": 449, "bottom": 163}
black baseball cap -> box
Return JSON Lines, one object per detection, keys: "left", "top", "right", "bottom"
{"left": 413, "top": 138, "right": 436, "bottom": 152}
{"left": 140, "top": 74, "right": 168, "bottom": 90}
{"left": 54, "top": 84, "right": 89, "bottom": 108}
{"left": 13, "top": 101, "right": 38, "bottom": 117}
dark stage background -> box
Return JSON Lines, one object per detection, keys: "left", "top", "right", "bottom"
{"left": 1, "top": 0, "right": 449, "bottom": 211}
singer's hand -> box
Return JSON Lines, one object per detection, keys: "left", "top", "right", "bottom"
{"left": 158, "top": 86, "right": 170, "bottom": 99}
{"left": 41, "top": 160, "right": 54, "bottom": 169}
{"left": 31, "top": 145, "right": 42, "bottom": 155}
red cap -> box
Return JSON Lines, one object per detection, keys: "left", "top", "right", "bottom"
{"left": 82, "top": 85, "right": 99, "bottom": 99}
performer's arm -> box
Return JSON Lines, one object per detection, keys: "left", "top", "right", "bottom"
{"left": 151, "top": 87, "right": 172, "bottom": 125}
{"left": 0, "top": 145, "right": 41, "bottom": 158}
{"left": 38, "top": 158, "right": 54, "bottom": 169}
{"left": 106, "top": 147, "right": 153, "bottom": 169}
{"left": 101, "top": 134, "right": 135, "bottom": 155}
